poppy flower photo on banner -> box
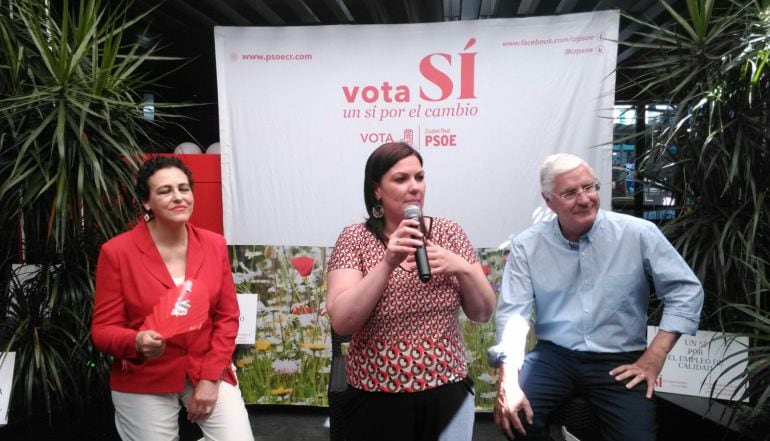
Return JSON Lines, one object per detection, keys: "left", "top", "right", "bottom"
{"left": 290, "top": 256, "right": 315, "bottom": 277}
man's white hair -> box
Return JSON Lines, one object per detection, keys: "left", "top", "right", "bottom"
{"left": 540, "top": 153, "right": 596, "bottom": 193}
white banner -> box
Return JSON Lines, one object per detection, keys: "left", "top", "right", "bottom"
{"left": 648, "top": 327, "right": 749, "bottom": 401}
{"left": 215, "top": 12, "right": 618, "bottom": 247}
{"left": 236, "top": 294, "right": 258, "bottom": 345}
{"left": 0, "top": 352, "right": 15, "bottom": 425}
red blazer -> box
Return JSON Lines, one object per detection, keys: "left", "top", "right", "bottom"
{"left": 92, "top": 222, "right": 239, "bottom": 393}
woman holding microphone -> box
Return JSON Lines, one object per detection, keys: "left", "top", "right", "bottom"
{"left": 327, "top": 142, "right": 495, "bottom": 441}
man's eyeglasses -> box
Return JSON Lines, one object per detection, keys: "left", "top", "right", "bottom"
{"left": 550, "top": 182, "right": 601, "bottom": 201}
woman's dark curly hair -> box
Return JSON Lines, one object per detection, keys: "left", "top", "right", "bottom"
{"left": 136, "top": 156, "right": 195, "bottom": 203}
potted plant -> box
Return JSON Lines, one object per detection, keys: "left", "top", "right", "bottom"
{"left": 0, "top": 0, "right": 181, "bottom": 425}
{"left": 620, "top": 0, "right": 770, "bottom": 433}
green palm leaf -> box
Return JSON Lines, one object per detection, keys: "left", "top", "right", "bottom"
{"left": 621, "top": 0, "right": 770, "bottom": 429}
{"left": 0, "top": 0, "right": 186, "bottom": 422}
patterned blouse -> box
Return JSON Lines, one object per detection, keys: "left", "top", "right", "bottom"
{"left": 328, "top": 217, "right": 477, "bottom": 393}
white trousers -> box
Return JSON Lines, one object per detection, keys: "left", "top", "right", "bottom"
{"left": 112, "top": 378, "right": 254, "bottom": 441}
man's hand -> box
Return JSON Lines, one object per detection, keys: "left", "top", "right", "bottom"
{"left": 494, "top": 365, "right": 534, "bottom": 439}
{"left": 608, "top": 355, "right": 664, "bottom": 399}
{"left": 609, "top": 330, "right": 680, "bottom": 398}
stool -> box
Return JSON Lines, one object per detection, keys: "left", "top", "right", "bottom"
{"left": 549, "top": 395, "right": 603, "bottom": 441}
{"left": 327, "top": 331, "right": 350, "bottom": 441}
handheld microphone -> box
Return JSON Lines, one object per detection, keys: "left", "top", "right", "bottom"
{"left": 403, "top": 205, "right": 432, "bottom": 283}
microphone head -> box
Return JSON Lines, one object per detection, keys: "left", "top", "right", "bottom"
{"left": 403, "top": 204, "right": 422, "bottom": 220}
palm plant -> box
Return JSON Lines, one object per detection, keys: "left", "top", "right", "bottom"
{"left": 0, "top": 0, "right": 180, "bottom": 422}
{"left": 620, "top": 0, "right": 770, "bottom": 426}
{"left": 710, "top": 304, "right": 770, "bottom": 433}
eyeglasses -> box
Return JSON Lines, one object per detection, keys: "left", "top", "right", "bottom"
{"left": 550, "top": 182, "right": 601, "bottom": 201}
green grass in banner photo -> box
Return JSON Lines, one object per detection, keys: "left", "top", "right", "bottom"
{"left": 229, "top": 245, "right": 506, "bottom": 410}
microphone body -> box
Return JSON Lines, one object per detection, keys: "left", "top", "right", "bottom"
{"left": 403, "top": 205, "right": 432, "bottom": 283}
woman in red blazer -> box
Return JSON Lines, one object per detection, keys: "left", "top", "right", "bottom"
{"left": 92, "top": 156, "right": 253, "bottom": 441}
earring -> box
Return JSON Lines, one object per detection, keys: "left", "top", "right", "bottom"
{"left": 143, "top": 211, "right": 152, "bottom": 223}
{"left": 372, "top": 202, "right": 384, "bottom": 219}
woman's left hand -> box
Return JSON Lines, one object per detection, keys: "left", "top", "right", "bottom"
{"left": 186, "top": 379, "right": 219, "bottom": 422}
{"left": 405, "top": 240, "right": 468, "bottom": 276}
{"left": 405, "top": 239, "right": 495, "bottom": 322}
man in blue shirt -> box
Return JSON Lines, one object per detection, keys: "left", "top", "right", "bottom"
{"left": 489, "top": 153, "right": 703, "bottom": 441}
